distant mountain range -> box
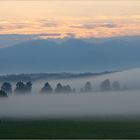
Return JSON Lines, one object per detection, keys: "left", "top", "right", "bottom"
{"left": 0, "top": 71, "right": 113, "bottom": 82}
{"left": 0, "top": 36, "right": 140, "bottom": 74}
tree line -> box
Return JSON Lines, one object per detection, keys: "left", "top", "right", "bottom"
{"left": 0, "top": 79, "right": 125, "bottom": 97}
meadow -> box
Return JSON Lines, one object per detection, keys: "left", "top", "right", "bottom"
{"left": 1, "top": 119, "right": 140, "bottom": 139}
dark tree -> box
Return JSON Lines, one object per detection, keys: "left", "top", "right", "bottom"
{"left": 26, "top": 81, "right": 32, "bottom": 93}
{"left": 0, "top": 90, "right": 8, "bottom": 97}
{"left": 41, "top": 82, "right": 53, "bottom": 93}
{"left": 84, "top": 81, "right": 92, "bottom": 92}
{"left": 112, "top": 81, "right": 121, "bottom": 90}
{"left": 15, "top": 81, "right": 26, "bottom": 93}
{"left": 26, "top": 81, "right": 32, "bottom": 89}
{"left": 100, "top": 79, "right": 111, "bottom": 91}
{"left": 1, "top": 82, "right": 12, "bottom": 93}
{"left": 55, "top": 83, "right": 63, "bottom": 93}
{"left": 62, "top": 85, "right": 72, "bottom": 93}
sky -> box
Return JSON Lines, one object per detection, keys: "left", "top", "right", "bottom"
{"left": 0, "top": 0, "right": 140, "bottom": 38}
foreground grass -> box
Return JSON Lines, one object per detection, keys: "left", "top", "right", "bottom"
{"left": 1, "top": 119, "right": 140, "bottom": 139}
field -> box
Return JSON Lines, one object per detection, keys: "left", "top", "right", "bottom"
{"left": 1, "top": 119, "right": 140, "bottom": 139}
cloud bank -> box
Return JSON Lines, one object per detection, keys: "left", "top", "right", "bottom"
{"left": 0, "top": 15, "right": 140, "bottom": 38}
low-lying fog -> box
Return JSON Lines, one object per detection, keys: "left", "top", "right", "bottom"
{"left": 1, "top": 68, "right": 140, "bottom": 119}
{"left": 32, "top": 68, "right": 140, "bottom": 93}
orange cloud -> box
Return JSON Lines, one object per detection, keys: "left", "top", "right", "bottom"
{"left": 0, "top": 15, "right": 140, "bottom": 38}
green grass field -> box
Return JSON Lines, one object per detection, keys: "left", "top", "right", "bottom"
{"left": 1, "top": 119, "right": 140, "bottom": 139}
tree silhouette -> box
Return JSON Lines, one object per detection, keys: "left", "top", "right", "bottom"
{"left": 62, "top": 85, "right": 72, "bottom": 93}
{"left": 84, "top": 81, "right": 92, "bottom": 92}
{"left": 0, "top": 90, "right": 8, "bottom": 97}
{"left": 1, "top": 82, "right": 12, "bottom": 93}
{"left": 112, "top": 81, "right": 121, "bottom": 90}
{"left": 41, "top": 82, "right": 53, "bottom": 93}
{"left": 55, "top": 83, "right": 73, "bottom": 93}
{"left": 100, "top": 79, "right": 111, "bottom": 91}
{"left": 55, "top": 83, "right": 63, "bottom": 93}
{"left": 15, "top": 81, "right": 33, "bottom": 93}
{"left": 26, "top": 81, "right": 32, "bottom": 93}
{"left": 15, "top": 81, "right": 26, "bottom": 93}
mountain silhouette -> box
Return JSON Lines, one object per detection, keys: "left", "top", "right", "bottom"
{"left": 0, "top": 37, "right": 140, "bottom": 74}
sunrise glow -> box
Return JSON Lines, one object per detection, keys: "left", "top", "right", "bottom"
{"left": 0, "top": 0, "right": 140, "bottom": 38}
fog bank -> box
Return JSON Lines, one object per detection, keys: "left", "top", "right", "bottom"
{"left": 1, "top": 90, "right": 140, "bottom": 119}
{"left": 29, "top": 68, "right": 140, "bottom": 93}
{"left": 1, "top": 68, "right": 140, "bottom": 119}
